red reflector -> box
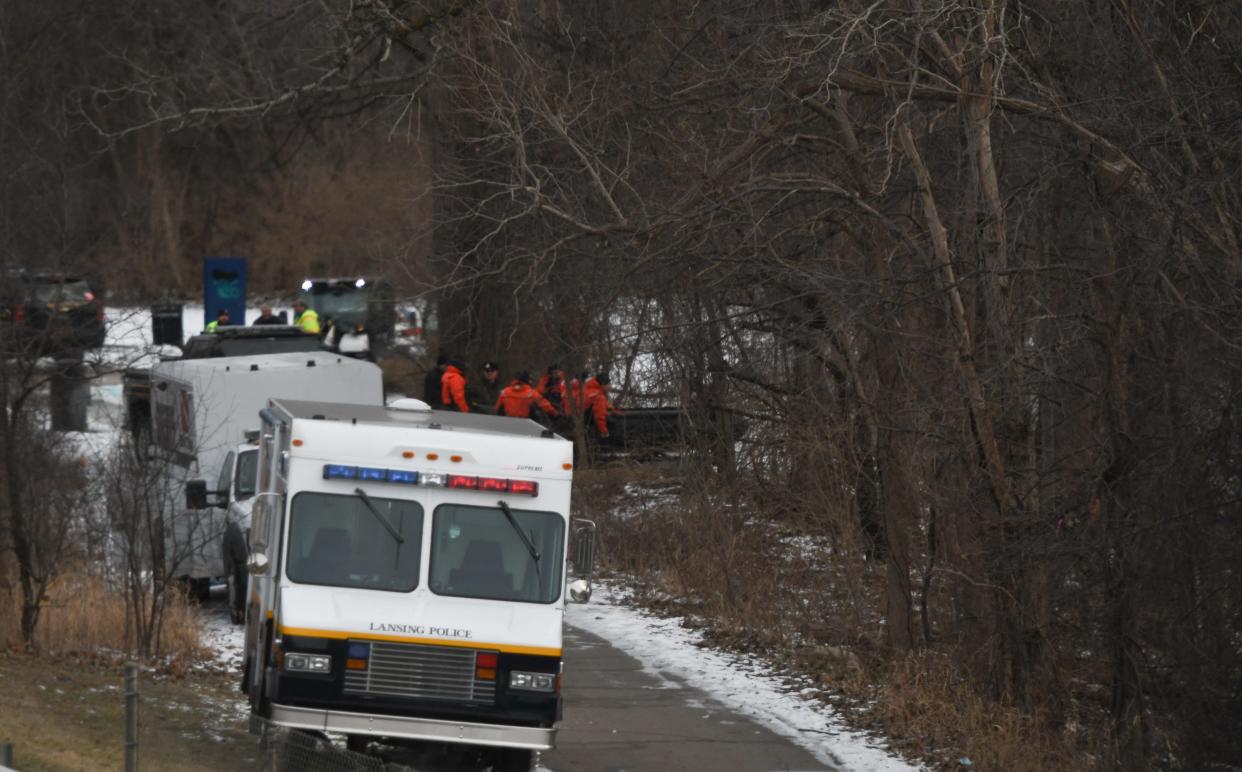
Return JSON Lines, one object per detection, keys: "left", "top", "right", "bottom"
{"left": 475, "top": 652, "right": 498, "bottom": 668}
{"left": 14, "top": 303, "right": 25, "bottom": 323}
{"left": 508, "top": 479, "right": 539, "bottom": 496}
{"left": 448, "top": 475, "right": 478, "bottom": 489}
{"left": 478, "top": 477, "right": 507, "bottom": 492}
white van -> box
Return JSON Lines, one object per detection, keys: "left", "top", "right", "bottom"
{"left": 147, "top": 351, "right": 383, "bottom": 594}
{"left": 242, "top": 398, "right": 595, "bottom": 771}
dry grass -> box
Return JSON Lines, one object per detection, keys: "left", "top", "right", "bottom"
{"left": 872, "top": 653, "right": 1095, "bottom": 771}
{"left": 577, "top": 462, "right": 1104, "bottom": 771}
{"left": 0, "top": 568, "right": 210, "bottom": 668}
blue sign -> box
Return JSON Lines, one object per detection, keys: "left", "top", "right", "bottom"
{"left": 203, "top": 257, "right": 247, "bottom": 330}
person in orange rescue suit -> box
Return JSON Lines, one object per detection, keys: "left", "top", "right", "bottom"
{"left": 536, "top": 365, "right": 568, "bottom": 413}
{"left": 495, "top": 371, "right": 559, "bottom": 419}
{"left": 583, "top": 371, "right": 620, "bottom": 437}
{"left": 566, "top": 371, "right": 588, "bottom": 416}
{"left": 440, "top": 359, "right": 471, "bottom": 412}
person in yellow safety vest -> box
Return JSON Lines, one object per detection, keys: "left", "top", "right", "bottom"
{"left": 205, "top": 308, "right": 230, "bottom": 333}
{"left": 292, "top": 300, "right": 320, "bottom": 334}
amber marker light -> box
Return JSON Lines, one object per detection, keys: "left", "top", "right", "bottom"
{"left": 562, "top": 462, "right": 573, "bottom": 470}
{"left": 346, "top": 658, "right": 368, "bottom": 670}
{"left": 402, "top": 450, "right": 414, "bottom": 459}
{"left": 292, "top": 439, "right": 304, "bottom": 447}
{"left": 427, "top": 452, "right": 439, "bottom": 460}
{"left": 475, "top": 651, "right": 498, "bottom": 680}
{"left": 450, "top": 454, "right": 463, "bottom": 462}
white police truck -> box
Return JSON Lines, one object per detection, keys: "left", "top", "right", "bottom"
{"left": 242, "top": 398, "right": 595, "bottom": 771}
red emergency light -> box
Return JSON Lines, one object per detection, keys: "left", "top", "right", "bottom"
{"left": 446, "top": 475, "right": 539, "bottom": 496}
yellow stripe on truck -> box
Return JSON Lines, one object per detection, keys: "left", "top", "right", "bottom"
{"left": 278, "top": 626, "right": 562, "bottom": 658}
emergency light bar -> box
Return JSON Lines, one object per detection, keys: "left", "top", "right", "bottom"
{"left": 322, "top": 464, "right": 538, "bottom": 496}
{"left": 321, "top": 464, "right": 418, "bottom": 484}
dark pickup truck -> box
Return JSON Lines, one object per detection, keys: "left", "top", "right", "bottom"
{"left": 542, "top": 406, "right": 691, "bottom": 460}
{"left": 596, "top": 407, "right": 688, "bottom": 456}
{"left": 123, "top": 325, "right": 324, "bottom": 441}
{"left": 0, "top": 270, "right": 106, "bottom": 359}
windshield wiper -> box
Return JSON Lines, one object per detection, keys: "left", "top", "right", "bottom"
{"left": 497, "top": 500, "right": 540, "bottom": 563}
{"left": 355, "top": 487, "right": 404, "bottom": 545}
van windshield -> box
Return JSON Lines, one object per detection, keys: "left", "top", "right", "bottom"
{"left": 287, "top": 493, "right": 424, "bottom": 592}
{"left": 428, "top": 504, "right": 564, "bottom": 604}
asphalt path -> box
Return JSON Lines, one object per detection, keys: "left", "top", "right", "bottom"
{"left": 541, "top": 624, "right": 831, "bottom": 772}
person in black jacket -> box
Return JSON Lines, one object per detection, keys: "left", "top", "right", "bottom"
{"left": 423, "top": 354, "right": 447, "bottom": 406}
{"left": 473, "top": 361, "right": 503, "bottom": 413}
{"left": 252, "top": 305, "right": 281, "bottom": 325}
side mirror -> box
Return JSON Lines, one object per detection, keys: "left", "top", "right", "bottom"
{"left": 568, "top": 578, "right": 592, "bottom": 603}
{"left": 568, "top": 518, "right": 597, "bottom": 604}
{"left": 246, "top": 552, "right": 270, "bottom": 576}
{"left": 185, "top": 479, "right": 209, "bottom": 510}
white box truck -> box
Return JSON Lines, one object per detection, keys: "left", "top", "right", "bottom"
{"left": 146, "top": 351, "right": 384, "bottom": 598}
{"left": 242, "top": 398, "right": 595, "bottom": 771}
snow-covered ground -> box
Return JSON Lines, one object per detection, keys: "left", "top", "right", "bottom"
{"left": 104, "top": 302, "right": 286, "bottom": 349}
{"left": 99, "top": 303, "right": 282, "bottom": 371}
{"left": 566, "top": 584, "right": 920, "bottom": 772}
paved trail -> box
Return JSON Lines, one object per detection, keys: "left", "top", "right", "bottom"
{"left": 541, "top": 624, "right": 830, "bottom": 772}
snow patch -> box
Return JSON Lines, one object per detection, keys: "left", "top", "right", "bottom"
{"left": 566, "top": 584, "right": 923, "bottom": 772}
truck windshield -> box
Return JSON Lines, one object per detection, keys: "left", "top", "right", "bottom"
{"left": 428, "top": 504, "right": 564, "bottom": 604}
{"left": 234, "top": 449, "right": 258, "bottom": 500}
{"left": 287, "top": 493, "right": 424, "bottom": 592}
{"left": 300, "top": 286, "right": 370, "bottom": 318}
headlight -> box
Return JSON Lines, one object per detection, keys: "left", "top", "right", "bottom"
{"left": 509, "top": 671, "right": 557, "bottom": 692}
{"left": 285, "top": 653, "right": 332, "bottom": 674}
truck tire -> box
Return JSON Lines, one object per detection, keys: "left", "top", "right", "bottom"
{"left": 496, "top": 747, "right": 534, "bottom": 772}
{"left": 248, "top": 623, "right": 274, "bottom": 718}
{"left": 226, "top": 563, "right": 247, "bottom": 625}
{"left": 186, "top": 576, "right": 212, "bottom": 602}
{"left": 224, "top": 524, "right": 249, "bottom": 624}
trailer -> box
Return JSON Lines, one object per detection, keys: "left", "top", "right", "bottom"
{"left": 241, "top": 398, "right": 595, "bottom": 771}
{"left": 144, "top": 351, "right": 383, "bottom": 596}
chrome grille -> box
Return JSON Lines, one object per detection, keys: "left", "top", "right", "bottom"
{"left": 343, "top": 640, "right": 496, "bottom": 703}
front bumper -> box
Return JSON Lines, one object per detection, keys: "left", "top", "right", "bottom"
{"left": 270, "top": 703, "right": 557, "bottom": 750}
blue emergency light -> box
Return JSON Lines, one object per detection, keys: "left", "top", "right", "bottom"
{"left": 323, "top": 464, "right": 419, "bottom": 484}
